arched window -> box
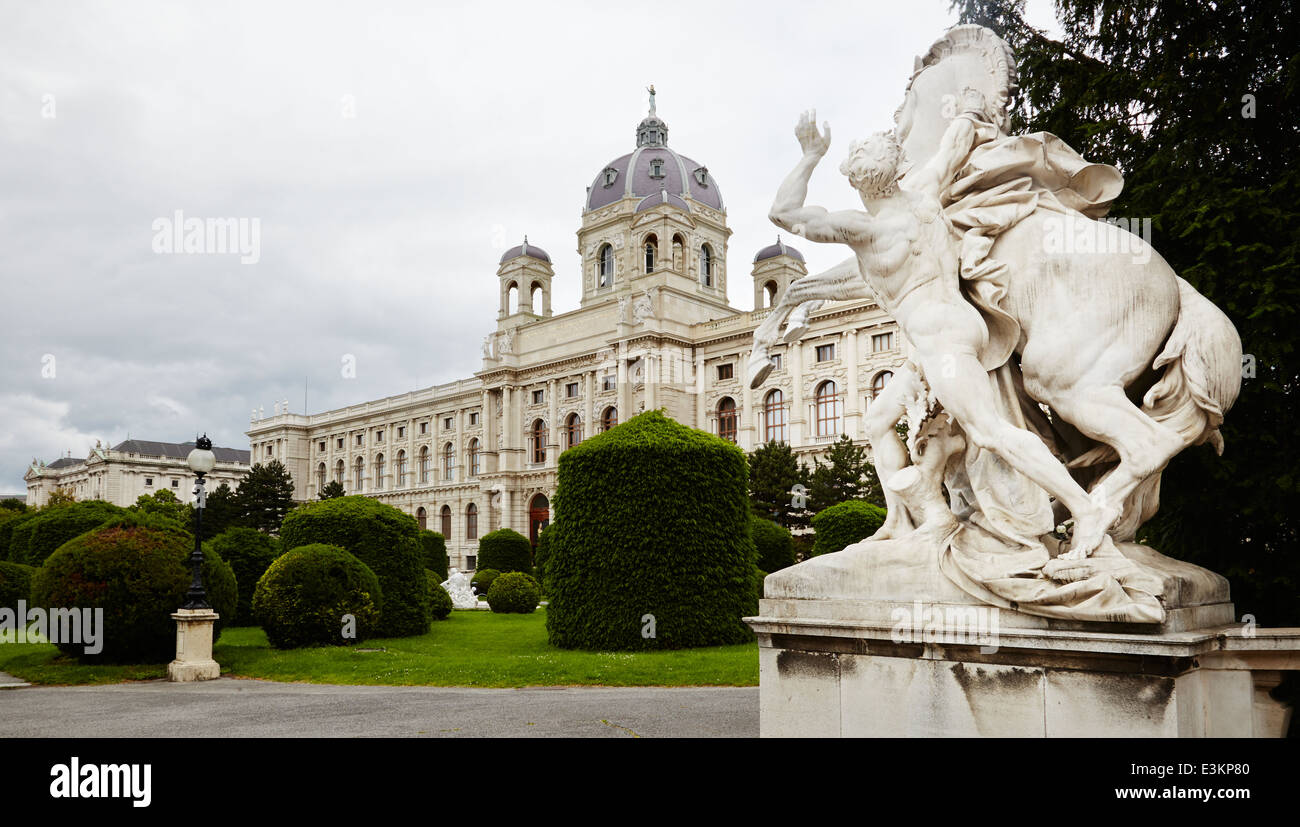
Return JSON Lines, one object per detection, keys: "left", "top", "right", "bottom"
{"left": 871, "top": 371, "right": 894, "bottom": 400}
{"left": 374, "top": 453, "right": 385, "bottom": 490}
{"left": 396, "top": 450, "right": 407, "bottom": 487}
{"left": 442, "top": 443, "right": 455, "bottom": 481}
{"left": 441, "top": 504, "right": 452, "bottom": 538}
{"left": 529, "top": 494, "right": 550, "bottom": 545}
{"left": 317, "top": 462, "right": 326, "bottom": 491}
{"left": 717, "top": 397, "right": 737, "bottom": 443}
{"left": 701, "top": 244, "right": 714, "bottom": 286}
{"left": 764, "top": 281, "right": 778, "bottom": 308}
{"left": 466, "top": 503, "right": 478, "bottom": 540}
{"left": 565, "top": 413, "right": 583, "bottom": 448}
{"left": 416, "top": 506, "right": 427, "bottom": 531}
{"left": 643, "top": 234, "right": 657, "bottom": 273}
{"left": 506, "top": 281, "right": 519, "bottom": 314}
{"left": 468, "top": 438, "right": 481, "bottom": 477}
{"left": 598, "top": 244, "right": 613, "bottom": 288}
{"left": 531, "top": 419, "right": 547, "bottom": 464}
{"left": 530, "top": 281, "right": 543, "bottom": 314}
{"left": 764, "top": 389, "right": 788, "bottom": 443}
{"left": 354, "top": 456, "right": 365, "bottom": 491}
{"left": 672, "top": 233, "right": 685, "bottom": 271}
{"left": 334, "top": 459, "right": 345, "bottom": 484}
{"left": 601, "top": 406, "right": 618, "bottom": 432}
{"left": 815, "top": 380, "right": 842, "bottom": 438}
{"left": 419, "top": 446, "right": 430, "bottom": 484}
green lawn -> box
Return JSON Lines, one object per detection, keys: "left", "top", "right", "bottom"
{"left": 0, "top": 608, "right": 759, "bottom": 688}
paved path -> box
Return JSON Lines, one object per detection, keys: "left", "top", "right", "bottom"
{"left": 0, "top": 678, "right": 758, "bottom": 737}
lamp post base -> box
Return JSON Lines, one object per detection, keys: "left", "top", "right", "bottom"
{"left": 167, "top": 608, "right": 220, "bottom": 682}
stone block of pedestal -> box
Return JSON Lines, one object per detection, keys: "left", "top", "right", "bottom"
{"left": 167, "top": 608, "right": 221, "bottom": 683}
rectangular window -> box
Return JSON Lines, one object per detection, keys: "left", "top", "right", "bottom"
{"left": 145, "top": 478, "right": 153, "bottom": 486}
{"left": 469, "top": 412, "right": 479, "bottom": 426}
{"left": 566, "top": 383, "right": 579, "bottom": 398}
{"left": 770, "top": 353, "right": 783, "bottom": 371}
{"left": 717, "top": 363, "right": 734, "bottom": 381}
{"left": 816, "top": 343, "right": 836, "bottom": 362}
{"left": 319, "top": 441, "right": 326, "bottom": 452}
{"left": 356, "top": 434, "right": 363, "bottom": 446}
{"left": 602, "top": 375, "right": 616, "bottom": 391}
{"left": 171, "top": 479, "right": 179, "bottom": 488}
{"left": 872, "top": 332, "right": 894, "bottom": 353}
{"left": 266, "top": 445, "right": 273, "bottom": 456}
{"left": 337, "top": 438, "right": 344, "bottom": 450}
{"left": 532, "top": 389, "right": 544, "bottom": 404}
{"left": 420, "top": 422, "right": 427, "bottom": 435}
{"left": 397, "top": 426, "right": 405, "bottom": 438}
{"left": 376, "top": 430, "right": 384, "bottom": 443}
{"left": 444, "top": 417, "right": 453, "bottom": 430}
{"left": 466, "top": 555, "right": 477, "bottom": 571}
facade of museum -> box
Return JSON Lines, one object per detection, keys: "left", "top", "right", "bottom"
{"left": 25, "top": 439, "right": 251, "bottom": 508}
{"left": 246, "top": 99, "right": 908, "bottom": 572}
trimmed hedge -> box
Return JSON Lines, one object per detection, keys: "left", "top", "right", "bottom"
{"left": 0, "top": 561, "right": 35, "bottom": 610}
{"left": 751, "top": 516, "right": 796, "bottom": 573}
{"left": 427, "top": 570, "right": 453, "bottom": 620}
{"left": 279, "top": 496, "right": 431, "bottom": 637}
{"left": 546, "top": 410, "right": 759, "bottom": 650}
{"left": 486, "top": 572, "right": 540, "bottom": 614}
{"left": 7, "top": 514, "right": 40, "bottom": 564}
{"left": 419, "top": 530, "right": 449, "bottom": 581}
{"left": 22, "top": 501, "right": 127, "bottom": 566}
{"left": 205, "top": 527, "right": 281, "bottom": 626}
{"left": 0, "top": 510, "right": 31, "bottom": 562}
{"left": 253, "top": 543, "right": 382, "bottom": 649}
{"left": 30, "top": 519, "right": 237, "bottom": 663}
{"left": 476, "top": 528, "right": 533, "bottom": 575}
{"left": 470, "top": 568, "right": 500, "bottom": 597}
{"left": 810, "top": 500, "right": 887, "bottom": 556}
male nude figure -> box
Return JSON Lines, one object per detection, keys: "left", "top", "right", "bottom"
{"left": 768, "top": 105, "right": 1118, "bottom": 558}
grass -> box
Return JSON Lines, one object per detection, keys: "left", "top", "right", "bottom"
{"left": 0, "top": 608, "right": 759, "bottom": 688}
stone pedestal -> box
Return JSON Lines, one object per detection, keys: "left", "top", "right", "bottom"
{"left": 746, "top": 600, "right": 1300, "bottom": 737}
{"left": 167, "top": 608, "right": 220, "bottom": 683}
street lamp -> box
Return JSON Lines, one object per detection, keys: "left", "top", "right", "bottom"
{"left": 183, "top": 434, "right": 216, "bottom": 609}
{"left": 168, "top": 433, "right": 221, "bottom": 682}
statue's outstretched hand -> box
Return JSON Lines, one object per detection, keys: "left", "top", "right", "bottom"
{"left": 795, "top": 109, "right": 831, "bottom": 158}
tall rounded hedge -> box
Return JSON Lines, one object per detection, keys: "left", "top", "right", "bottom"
{"left": 0, "top": 561, "right": 35, "bottom": 610}
{"left": 419, "top": 530, "right": 449, "bottom": 581}
{"left": 206, "top": 527, "right": 281, "bottom": 626}
{"left": 487, "top": 572, "right": 540, "bottom": 614}
{"left": 22, "top": 501, "right": 127, "bottom": 566}
{"left": 751, "top": 516, "right": 796, "bottom": 573}
{"left": 811, "top": 500, "right": 887, "bottom": 556}
{"left": 279, "top": 496, "right": 431, "bottom": 637}
{"left": 0, "top": 510, "right": 34, "bottom": 562}
{"left": 546, "top": 410, "right": 758, "bottom": 650}
{"left": 7, "top": 514, "right": 40, "bottom": 564}
{"left": 476, "top": 528, "right": 533, "bottom": 575}
{"left": 30, "top": 520, "right": 237, "bottom": 663}
{"left": 426, "top": 570, "right": 453, "bottom": 620}
{"left": 253, "top": 544, "right": 382, "bottom": 649}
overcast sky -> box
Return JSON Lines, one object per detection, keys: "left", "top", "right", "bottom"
{"left": 0, "top": 0, "right": 1062, "bottom": 492}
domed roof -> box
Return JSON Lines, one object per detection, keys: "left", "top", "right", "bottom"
{"left": 499, "top": 237, "right": 550, "bottom": 265}
{"left": 754, "top": 237, "right": 804, "bottom": 263}
{"left": 585, "top": 88, "right": 724, "bottom": 213}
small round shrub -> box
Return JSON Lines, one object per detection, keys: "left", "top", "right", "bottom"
{"left": 547, "top": 410, "right": 758, "bottom": 650}
{"left": 253, "top": 544, "right": 382, "bottom": 649}
{"left": 31, "top": 519, "right": 237, "bottom": 663}
{"left": 471, "top": 568, "right": 500, "bottom": 597}
{"left": 751, "top": 516, "right": 796, "bottom": 573}
{"left": 486, "top": 572, "right": 541, "bottom": 614}
{"left": 476, "top": 529, "right": 533, "bottom": 575}
{"left": 23, "top": 501, "right": 127, "bottom": 566}
{"left": 279, "top": 496, "right": 430, "bottom": 637}
{"left": 810, "top": 500, "right": 887, "bottom": 556}
{"left": 0, "top": 561, "right": 35, "bottom": 610}
{"left": 205, "top": 527, "right": 281, "bottom": 626}
{"left": 419, "top": 530, "right": 449, "bottom": 581}
{"left": 427, "top": 569, "right": 453, "bottom": 620}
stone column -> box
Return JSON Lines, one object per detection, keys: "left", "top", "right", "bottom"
{"left": 583, "top": 371, "right": 594, "bottom": 440}
{"left": 694, "top": 349, "right": 706, "bottom": 429}
{"left": 547, "top": 378, "right": 559, "bottom": 466}
{"left": 790, "top": 342, "right": 805, "bottom": 446}
{"left": 645, "top": 352, "right": 657, "bottom": 411}
{"left": 845, "top": 328, "right": 861, "bottom": 439}
{"left": 741, "top": 349, "right": 755, "bottom": 451}
{"left": 453, "top": 404, "right": 463, "bottom": 482}
{"left": 617, "top": 343, "right": 630, "bottom": 421}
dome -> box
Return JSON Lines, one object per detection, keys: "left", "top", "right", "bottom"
{"left": 635, "top": 190, "right": 691, "bottom": 213}
{"left": 754, "top": 237, "right": 804, "bottom": 263}
{"left": 585, "top": 89, "right": 724, "bottom": 213}
{"left": 499, "top": 237, "right": 550, "bottom": 265}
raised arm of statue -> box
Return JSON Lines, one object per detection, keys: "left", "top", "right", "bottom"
{"left": 904, "top": 88, "right": 987, "bottom": 197}
{"left": 769, "top": 110, "right": 873, "bottom": 245}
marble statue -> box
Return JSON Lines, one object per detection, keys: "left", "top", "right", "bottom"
{"left": 752, "top": 24, "right": 1243, "bottom": 624}
{"left": 440, "top": 568, "right": 477, "bottom": 610}
{"left": 482, "top": 335, "right": 494, "bottom": 359}
{"left": 632, "top": 288, "right": 657, "bottom": 323}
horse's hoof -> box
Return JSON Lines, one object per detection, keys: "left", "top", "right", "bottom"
{"left": 747, "top": 354, "right": 775, "bottom": 388}
{"left": 783, "top": 322, "right": 810, "bottom": 344}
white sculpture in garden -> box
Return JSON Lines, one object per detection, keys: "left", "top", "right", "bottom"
{"left": 440, "top": 568, "right": 478, "bottom": 610}
{"left": 754, "top": 25, "right": 1243, "bottom": 624}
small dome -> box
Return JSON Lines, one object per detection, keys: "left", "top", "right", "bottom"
{"left": 754, "top": 237, "right": 804, "bottom": 263}
{"left": 500, "top": 237, "right": 550, "bottom": 265}
{"left": 635, "top": 190, "right": 691, "bottom": 213}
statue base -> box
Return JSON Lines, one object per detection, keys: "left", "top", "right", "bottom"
{"left": 745, "top": 602, "right": 1299, "bottom": 737}
{"left": 166, "top": 608, "right": 220, "bottom": 683}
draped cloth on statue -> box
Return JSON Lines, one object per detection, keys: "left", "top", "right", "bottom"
{"left": 938, "top": 113, "right": 1126, "bottom": 371}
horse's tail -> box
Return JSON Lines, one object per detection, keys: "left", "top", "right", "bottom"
{"left": 1140, "top": 276, "right": 1242, "bottom": 455}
